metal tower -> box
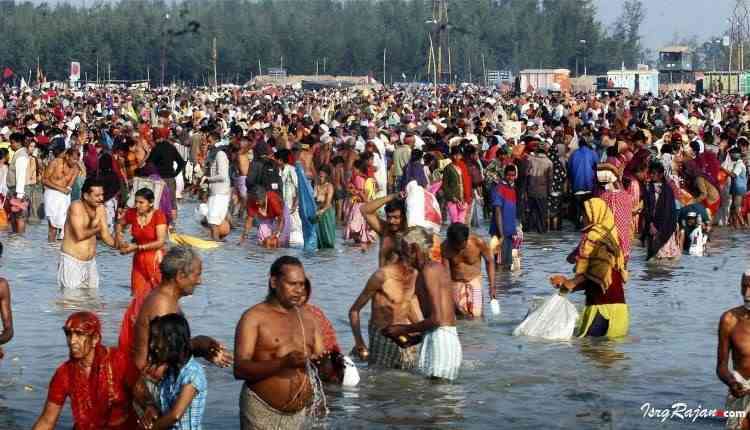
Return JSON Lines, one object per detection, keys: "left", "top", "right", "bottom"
{"left": 426, "top": 0, "right": 451, "bottom": 83}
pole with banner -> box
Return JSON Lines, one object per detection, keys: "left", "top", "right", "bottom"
{"left": 70, "top": 61, "right": 81, "bottom": 87}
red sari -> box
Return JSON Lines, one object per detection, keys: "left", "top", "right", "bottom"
{"left": 306, "top": 304, "right": 340, "bottom": 354}
{"left": 124, "top": 208, "right": 167, "bottom": 298}
{"left": 47, "top": 346, "right": 136, "bottom": 429}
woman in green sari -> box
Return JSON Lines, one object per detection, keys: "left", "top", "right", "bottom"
{"left": 316, "top": 164, "right": 336, "bottom": 249}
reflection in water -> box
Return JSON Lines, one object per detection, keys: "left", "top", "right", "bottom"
{"left": 578, "top": 337, "right": 629, "bottom": 369}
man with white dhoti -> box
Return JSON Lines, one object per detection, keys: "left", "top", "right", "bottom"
{"left": 42, "top": 147, "right": 79, "bottom": 242}
{"left": 58, "top": 178, "right": 117, "bottom": 293}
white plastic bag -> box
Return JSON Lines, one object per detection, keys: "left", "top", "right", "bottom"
{"left": 512, "top": 292, "right": 579, "bottom": 340}
{"left": 688, "top": 228, "right": 706, "bottom": 256}
{"left": 405, "top": 180, "right": 442, "bottom": 234}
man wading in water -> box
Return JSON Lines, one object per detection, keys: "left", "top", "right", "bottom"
{"left": 233, "top": 256, "right": 324, "bottom": 430}
{"left": 58, "top": 178, "right": 117, "bottom": 292}
{"left": 361, "top": 192, "right": 408, "bottom": 266}
{"left": 441, "top": 222, "right": 495, "bottom": 319}
{"left": 348, "top": 248, "right": 422, "bottom": 369}
{"left": 384, "top": 227, "right": 462, "bottom": 381}
{"left": 717, "top": 272, "right": 750, "bottom": 429}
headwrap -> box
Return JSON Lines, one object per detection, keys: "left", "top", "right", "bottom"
{"left": 61, "top": 311, "right": 129, "bottom": 430}
{"left": 575, "top": 198, "right": 628, "bottom": 292}
{"left": 64, "top": 311, "right": 102, "bottom": 339}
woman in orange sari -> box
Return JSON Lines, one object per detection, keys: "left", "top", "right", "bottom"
{"left": 115, "top": 187, "right": 168, "bottom": 298}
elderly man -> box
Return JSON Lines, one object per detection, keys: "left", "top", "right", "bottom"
{"left": 384, "top": 227, "right": 462, "bottom": 381}
{"left": 123, "top": 246, "right": 231, "bottom": 372}
{"left": 58, "top": 178, "right": 117, "bottom": 292}
{"left": 33, "top": 312, "right": 137, "bottom": 430}
{"left": 441, "top": 223, "right": 495, "bottom": 319}
{"left": 349, "top": 249, "right": 421, "bottom": 369}
{"left": 717, "top": 273, "right": 750, "bottom": 430}
{"left": 234, "top": 256, "right": 324, "bottom": 430}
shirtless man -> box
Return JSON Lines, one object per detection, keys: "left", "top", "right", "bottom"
{"left": 441, "top": 223, "right": 496, "bottom": 318}
{"left": 58, "top": 178, "right": 117, "bottom": 291}
{"left": 361, "top": 192, "right": 408, "bottom": 266}
{"left": 234, "top": 136, "right": 252, "bottom": 210}
{"left": 234, "top": 256, "right": 324, "bottom": 430}
{"left": 383, "top": 227, "right": 462, "bottom": 381}
{"left": 43, "top": 148, "right": 78, "bottom": 242}
{"left": 128, "top": 246, "right": 231, "bottom": 373}
{"left": 349, "top": 252, "right": 421, "bottom": 369}
{"left": 298, "top": 141, "right": 316, "bottom": 181}
{"left": 717, "top": 272, "right": 750, "bottom": 429}
{"left": 0, "top": 278, "right": 13, "bottom": 359}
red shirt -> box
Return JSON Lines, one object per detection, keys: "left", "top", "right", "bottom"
{"left": 247, "top": 191, "right": 284, "bottom": 219}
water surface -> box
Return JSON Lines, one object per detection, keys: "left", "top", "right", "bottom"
{"left": 0, "top": 203, "right": 745, "bottom": 429}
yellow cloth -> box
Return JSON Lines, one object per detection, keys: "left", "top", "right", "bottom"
{"left": 576, "top": 198, "right": 628, "bottom": 293}
{"left": 364, "top": 177, "right": 377, "bottom": 201}
{"left": 169, "top": 232, "right": 221, "bottom": 249}
{"left": 577, "top": 303, "right": 629, "bottom": 338}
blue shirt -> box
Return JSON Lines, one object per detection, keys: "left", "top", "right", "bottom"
{"left": 490, "top": 182, "right": 517, "bottom": 237}
{"left": 159, "top": 357, "right": 207, "bottom": 430}
{"left": 567, "top": 145, "right": 598, "bottom": 193}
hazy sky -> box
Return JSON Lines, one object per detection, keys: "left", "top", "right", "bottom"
{"left": 29, "top": 0, "right": 735, "bottom": 51}
{"left": 595, "top": 0, "right": 734, "bottom": 50}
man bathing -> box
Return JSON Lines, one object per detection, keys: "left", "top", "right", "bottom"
{"left": 441, "top": 223, "right": 495, "bottom": 318}
{"left": 717, "top": 272, "right": 750, "bottom": 429}
{"left": 349, "top": 251, "right": 422, "bottom": 369}
{"left": 42, "top": 147, "right": 79, "bottom": 241}
{"left": 361, "top": 192, "right": 408, "bottom": 266}
{"left": 58, "top": 178, "right": 117, "bottom": 291}
{"left": 384, "top": 227, "right": 462, "bottom": 381}
{"left": 234, "top": 256, "right": 324, "bottom": 430}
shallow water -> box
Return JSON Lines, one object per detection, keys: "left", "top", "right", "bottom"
{"left": 0, "top": 202, "right": 746, "bottom": 429}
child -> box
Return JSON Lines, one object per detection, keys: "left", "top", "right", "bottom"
{"left": 146, "top": 313, "right": 207, "bottom": 430}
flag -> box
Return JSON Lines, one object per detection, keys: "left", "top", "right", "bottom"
{"left": 2, "top": 67, "right": 12, "bottom": 80}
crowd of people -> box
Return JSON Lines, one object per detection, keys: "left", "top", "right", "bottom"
{"left": 0, "top": 81, "right": 749, "bottom": 428}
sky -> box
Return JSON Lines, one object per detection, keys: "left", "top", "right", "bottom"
{"left": 26, "top": 0, "right": 736, "bottom": 51}
{"left": 594, "top": 0, "right": 734, "bottom": 51}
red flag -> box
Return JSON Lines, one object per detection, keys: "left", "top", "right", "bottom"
{"left": 2, "top": 67, "right": 12, "bottom": 79}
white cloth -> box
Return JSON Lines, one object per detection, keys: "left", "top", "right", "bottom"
{"left": 43, "top": 188, "right": 71, "bottom": 229}
{"left": 57, "top": 252, "right": 99, "bottom": 290}
{"left": 206, "top": 194, "right": 230, "bottom": 225}
{"left": 418, "top": 326, "right": 462, "bottom": 381}
{"left": 104, "top": 198, "right": 118, "bottom": 234}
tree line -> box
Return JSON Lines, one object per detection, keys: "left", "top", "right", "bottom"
{"left": 0, "top": 0, "right": 646, "bottom": 85}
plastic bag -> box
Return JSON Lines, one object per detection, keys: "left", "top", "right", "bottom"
{"left": 512, "top": 292, "right": 579, "bottom": 340}
{"left": 688, "top": 227, "right": 707, "bottom": 256}
{"left": 405, "top": 180, "right": 442, "bottom": 234}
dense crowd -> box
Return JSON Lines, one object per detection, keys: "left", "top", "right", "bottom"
{"left": 0, "top": 82, "right": 750, "bottom": 428}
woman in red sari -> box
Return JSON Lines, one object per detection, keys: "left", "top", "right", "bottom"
{"left": 115, "top": 188, "right": 167, "bottom": 359}
{"left": 116, "top": 187, "right": 168, "bottom": 299}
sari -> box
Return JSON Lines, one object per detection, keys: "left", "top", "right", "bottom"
{"left": 49, "top": 312, "right": 136, "bottom": 430}
{"left": 296, "top": 162, "right": 319, "bottom": 251}
{"left": 123, "top": 208, "right": 167, "bottom": 298}
{"left": 573, "top": 199, "right": 630, "bottom": 338}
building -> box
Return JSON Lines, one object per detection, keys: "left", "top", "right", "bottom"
{"left": 658, "top": 46, "right": 693, "bottom": 85}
